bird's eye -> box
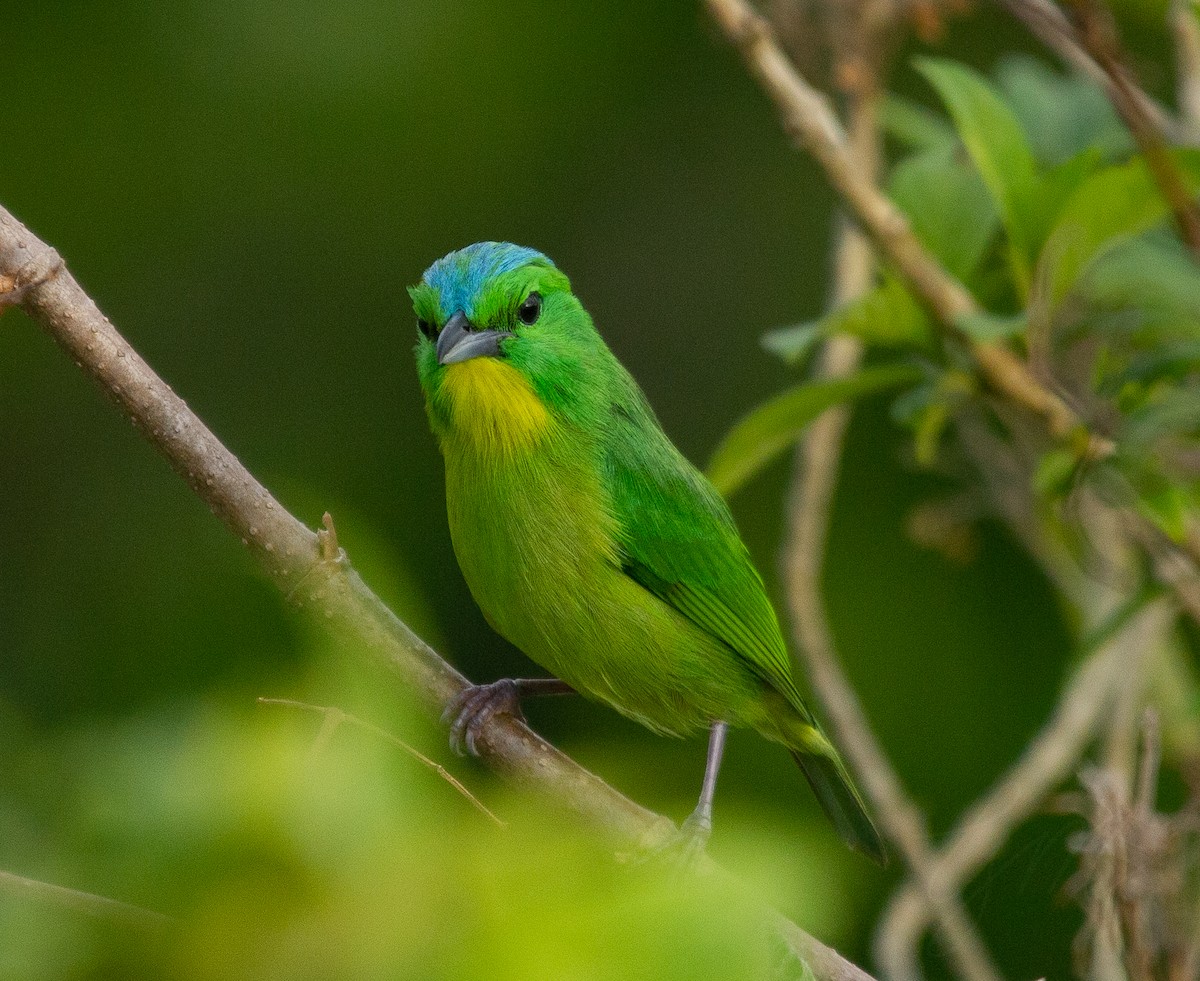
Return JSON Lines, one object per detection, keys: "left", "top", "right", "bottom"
{"left": 517, "top": 292, "right": 542, "bottom": 326}
{"left": 417, "top": 317, "right": 434, "bottom": 339}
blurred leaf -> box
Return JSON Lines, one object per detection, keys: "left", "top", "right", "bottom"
{"left": 888, "top": 144, "right": 998, "bottom": 281}
{"left": 995, "top": 54, "right": 1131, "bottom": 165}
{"left": 913, "top": 400, "right": 951, "bottom": 466}
{"left": 761, "top": 321, "right": 824, "bottom": 365}
{"left": 1083, "top": 235, "right": 1200, "bottom": 329}
{"left": 708, "top": 365, "right": 923, "bottom": 497}
{"left": 832, "top": 277, "right": 934, "bottom": 347}
{"left": 957, "top": 310, "right": 1028, "bottom": 341}
{"left": 1121, "top": 386, "right": 1200, "bottom": 450}
{"left": 889, "top": 381, "right": 937, "bottom": 426}
{"left": 1106, "top": 340, "right": 1200, "bottom": 390}
{"left": 1033, "top": 448, "right": 1081, "bottom": 497}
{"left": 761, "top": 279, "right": 933, "bottom": 368}
{"left": 1138, "top": 483, "right": 1192, "bottom": 542}
{"left": 880, "top": 93, "right": 956, "bottom": 150}
{"left": 1022, "top": 147, "right": 1104, "bottom": 255}
{"left": 915, "top": 57, "right": 1039, "bottom": 277}
{"left": 1043, "top": 151, "right": 1200, "bottom": 307}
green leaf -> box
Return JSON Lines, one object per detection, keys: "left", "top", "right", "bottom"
{"left": 1042, "top": 151, "right": 1200, "bottom": 307}
{"left": 1138, "top": 483, "right": 1193, "bottom": 542}
{"left": 707, "top": 364, "right": 924, "bottom": 497}
{"left": 1083, "top": 235, "right": 1200, "bottom": 327}
{"left": 1105, "top": 340, "right": 1200, "bottom": 390}
{"left": 761, "top": 279, "right": 934, "bottom": 367}
{"left": 1022, "top": 147, "right": 1104, "bottom": 256}
{"left": 1033, "top": 448, "right": 1080, "bottom": 497}
{"left": 880, "top": 93, "right": 956, "bottom": 150}
{"left": 913, "top": 401, "right": 950, "bottom": 466}
{"left": 995, "top": 54, "right": 1131, "bottom": 165}
{"left": 761, "top": 321, "right": 824, "bottom": 365}
{"left": 888, "top": 144, "right": 998, "bottom": 282}
{"left": 956, "top": 310, "right": 1028, "bottom": 342}
{"left": 915, "top": 58, "right": 1039, "bottom": 275}
{"left": 1121, "top": 387, "right": 1200, "bottom": 450}
{"left": 829, "top": 277, "right": 934, "bottom": 348}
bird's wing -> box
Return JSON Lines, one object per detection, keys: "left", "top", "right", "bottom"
{"left": 601, "top": 395, "right": 811, "bottom": 718}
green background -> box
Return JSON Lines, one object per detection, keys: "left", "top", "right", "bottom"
{"left": 0, "top": 1, "right": 1173, "bottom": 977}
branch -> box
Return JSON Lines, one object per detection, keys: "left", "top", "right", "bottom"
{"left": 995, "top": 0, "right": 1182, "bottom": 142}
{"left": 875, "top": 597, "right": 1175, "bottom": 978}
{"left": 705, "top": 0, "right": 1111, "bottom": 456}
{"left": 704, "top": 0, "right": 1200, "bottom": 623}
{"left": 0, "top": 868, "right": 170, "bottom": 931}
{"left": 783, "top": 53, "right": 1001, "bottom": 981}
{"left": 0, "top": 204, "right": 874, "bottom": 981}
{"left": 1171, "top": 0, "right": 1200, "bottom": 131}
{"left": 1064, "top": 0, "right": 1200, "bottom": 257}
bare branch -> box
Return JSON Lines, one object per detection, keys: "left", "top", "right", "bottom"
{"left": 0, "top": 203, "right": 873, "bottom": 981}
{"left": 875, "top": 597, "right": 1175, "bottom": 976}
{"left": 782, "top": 43, "right": 1002, "bottom": 981}
{"left": 1171, "top": 0, "right": 1200, "bottom": 131}
{"left": 0, "top": 868, "right": 170, "bottom": 931}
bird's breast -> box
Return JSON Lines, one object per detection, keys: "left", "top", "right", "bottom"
{"left": 438, "top": 358, "right": 551, "bottom": 458}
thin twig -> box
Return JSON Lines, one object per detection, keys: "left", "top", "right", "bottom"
{"left": 258, "top": 697, "right": 504, "bottom": 826}
{"left": 1134, "top": 709, "right": 1161, "bottom": 817}
{"left": 0, "top": 868, "right": 170, "bottom": 931}
{"left": 875, "top": 598, "right": 1175, "bottom": 977}
{"left": 781, "top": 33, "right": 1003, "bottom": 981}
{"left": 705, "top": 0, "right": 1112, "bottom": 458}
{"left": 1172, "top": 0, "right": 1200, "bottom": 132}
{"left": 995, "top": 0, "right": 1182, "bottom": 142}
{"left": 1065, "top": 0, "right": 1200, "bottom": 257}
{"left": 0, "top": 203, "right": 873, "bottom": 981}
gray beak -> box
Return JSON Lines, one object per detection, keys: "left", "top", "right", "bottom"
{"left": 436, "top": 311, "right": 513, "bottom": 366}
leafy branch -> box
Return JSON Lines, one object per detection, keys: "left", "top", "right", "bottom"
{"left": 705, "top": 0, "right": 1200, "bottom": 976}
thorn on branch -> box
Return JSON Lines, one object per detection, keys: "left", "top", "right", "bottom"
{"left": 317, "top": 511, "right": 343, "bottom": 564}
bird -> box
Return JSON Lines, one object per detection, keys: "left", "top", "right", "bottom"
{"left": 410, "top": 241, "right": 884, "bottom": 863}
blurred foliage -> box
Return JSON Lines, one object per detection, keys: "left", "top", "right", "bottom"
{"left": 0, "top": 657, "right": 854, "bottom": 980}
{"left": 727, "top": 53, "right": 1200, "bottom": 556}
{"left": 4, "top": 0, "right": 1194, "bottom": 978}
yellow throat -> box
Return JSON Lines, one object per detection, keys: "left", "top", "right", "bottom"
{"left": 440, "top": 357, "right": 551, "bottom": 456}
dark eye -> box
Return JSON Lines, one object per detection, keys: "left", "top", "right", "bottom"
{"left": 417, "top": 317, "right": 434, "bottom": 339}
{"left": 517, "top": 292, "right": 542, "bottom": 326}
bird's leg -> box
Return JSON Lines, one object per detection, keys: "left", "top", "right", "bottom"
{"left": 442, "top": 678, "right": 575, "bottom": 756}
{"left": 680, "top": 721, "right": 729, "bottom": 851}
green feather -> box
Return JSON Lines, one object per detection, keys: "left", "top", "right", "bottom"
{"left": 413, "top": 243, "right": 884, "bottom": 862}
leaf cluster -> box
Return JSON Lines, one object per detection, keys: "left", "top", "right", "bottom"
{"left": 711, "top": 54, "right": 1200, "bottom": 547}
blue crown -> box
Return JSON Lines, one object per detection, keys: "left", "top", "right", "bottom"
{"left": 422, "top": 242, "right": 552, "bottom": 319}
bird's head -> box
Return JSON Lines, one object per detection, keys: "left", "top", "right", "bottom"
{"left": 410, "top": 242, "right": 607, "bottom": 453}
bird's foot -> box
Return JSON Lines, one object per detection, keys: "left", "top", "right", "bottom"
{"left": 441, "top": 679, "right": 525, "bottom": 757}
{"left": 631, "top": 808, "right": 713, "bottom": 879}
{"left": 673, "top": 809, "right": 713, "bottom": 869}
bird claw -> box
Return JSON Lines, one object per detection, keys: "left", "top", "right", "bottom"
{"left": 628, "top": 810, "right": 713, "bottom": 880}
{"left": 442, "top": 679, "right": 526, "bottom": 757}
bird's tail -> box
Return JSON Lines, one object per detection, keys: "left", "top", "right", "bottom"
{"left": 788, "top": 726, "right": 887, "bottom": 865}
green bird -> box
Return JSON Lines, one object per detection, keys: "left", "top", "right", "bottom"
{"left": 411, "top": 242, "right": 884, "bottom": 862}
